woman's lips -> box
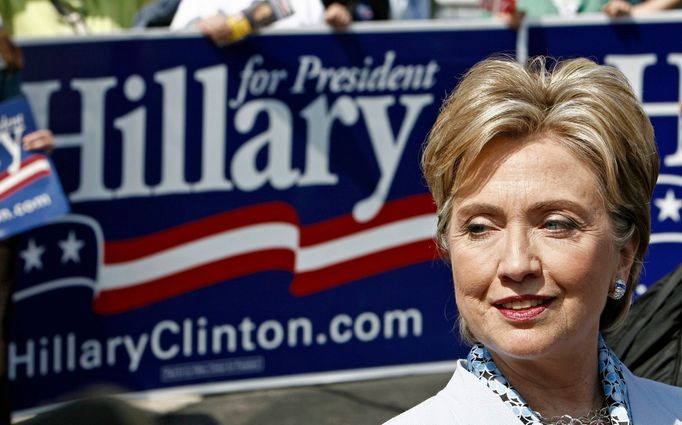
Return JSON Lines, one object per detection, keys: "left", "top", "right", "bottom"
{"left": 493, "top": 295, "right": 554, "bottom": 322}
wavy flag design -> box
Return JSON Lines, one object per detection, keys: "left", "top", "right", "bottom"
{"left": 0, "top": 155, "right": 52, "bottom": 201}
{"left": 14, "top": 194, "right": 440, "bottom": 315}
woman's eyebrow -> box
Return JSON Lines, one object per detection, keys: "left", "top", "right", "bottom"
{"left": 453, "top": 203, "right": 504, "bottom": 220}
{"left": 530, "top": 200, "right": 591, "bottom": 216}
{"left": 454, "top": 200, "right": 592, "bottom": 220}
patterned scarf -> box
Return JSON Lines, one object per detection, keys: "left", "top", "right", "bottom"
{"left": 465, "top": 335, "right": 630, "bottom": 424}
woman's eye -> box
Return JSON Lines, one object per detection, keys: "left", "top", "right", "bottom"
{"left": 543, "top": 219, "right": 576, "bottom": 232}
{"left": 463, "top": 221, "right": 494, "bottom": 239}
{"left": 466, "top": 223, "right": 488, "bottom": 234}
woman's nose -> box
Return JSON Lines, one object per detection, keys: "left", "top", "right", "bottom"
{"left": 497, "top": 228, "right": 541, "bottom": 283}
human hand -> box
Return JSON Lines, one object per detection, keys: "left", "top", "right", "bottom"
{"left": 198, "top": 14, "right": 233, "bottom": 46}
{"left": 498, "top": 10, "right": 524, "bottom": 29}
{"left": 324, "top": 3, "right": 352, "bottom": 29}
{"left": 603, "top": 0, "right": 633, "bottom": 16}
{"left": 22, "top": 129, "right": 54, "bottom": 153}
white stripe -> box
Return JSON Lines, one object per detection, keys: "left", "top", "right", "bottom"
{"left": 516, "top": 22, "right": 528, "bottom": 65}
{"left": 650, "top": 232, "right": 682, "bottom": 244}
{"left": 658, "top": 174, "right": 682, "bottom": 187}
{"left": 643, "top": 103, "right": 681, "bottom": 117}
{"left": 97, "top": 223, "right": 299, "bottom": 292}
{"left": 12, "top": 277, "right": 97, "bottom": 302}
{"left": 0, "top": 158, "right": 50, "bottom": 195}
{"left": 296, "top": 214, "right": 436, "bottom": 272}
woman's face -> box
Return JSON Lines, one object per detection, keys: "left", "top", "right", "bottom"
{"left": 448, "top": 135, "right": 634, "bottom": 361}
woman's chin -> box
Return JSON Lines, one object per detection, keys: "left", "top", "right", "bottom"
{"left": 481, "top": 329, "right": 566, "bottom": 361}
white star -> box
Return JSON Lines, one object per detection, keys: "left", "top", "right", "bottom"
{"left": 58, "top": 231, "right": 84, "bottom": 264}
{"left": 20, "top": 239, "right": 45, "bottom": 272}
{"left": 654, "top": 189, "right": 682, "bottom": 222}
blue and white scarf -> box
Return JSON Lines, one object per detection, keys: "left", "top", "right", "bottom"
{"left": 465, "top": 335, "right": 630, "bottom": 424}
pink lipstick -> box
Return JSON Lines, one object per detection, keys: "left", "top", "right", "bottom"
{"left": 493, "top": 295, "right": 553, "bottom": 322}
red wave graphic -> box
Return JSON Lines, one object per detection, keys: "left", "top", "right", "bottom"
{"left": 93, "top": 249, "right": 295, "bottom": 314}
{"left": 0, "top": 155, "right": 51, "bottom": 201}
{"left": 300, "top": 193, "right": 434, "bottom": 246}
{"left": 290, "top": 239, "right": 439, "bottom": 296}
{"left": 104, "top": 202, "right": 298, "bottom": 264}
{"left": 93, "top": 195, "right": 439, "bottom": 315}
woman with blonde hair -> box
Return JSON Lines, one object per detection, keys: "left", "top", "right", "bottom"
{"left": 386, "top": 56, "right": 682, "bottom": 424}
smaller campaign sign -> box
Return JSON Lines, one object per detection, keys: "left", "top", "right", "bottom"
{"left": 0, "top": 96, "right": 69, "bottom": 239}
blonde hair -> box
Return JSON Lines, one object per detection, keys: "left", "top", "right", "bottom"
{"left": 422, "top": 56, "right": 659, "bottom": 342}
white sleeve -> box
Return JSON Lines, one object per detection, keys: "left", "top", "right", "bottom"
{"left": 271, "top": 0, "right": 326, "bottom": 28}
{"left": 170, "top": 0, "right": 236, "bottom": 30}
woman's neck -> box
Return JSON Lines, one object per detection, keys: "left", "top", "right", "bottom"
{"left": 488, "top": 342, "right": 603, "bottom": 419}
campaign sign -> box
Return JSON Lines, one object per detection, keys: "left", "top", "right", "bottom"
{"left": 9, "top": 24, "right": 516, "bottom": 411}
{"left": 527, "top": 15, "right": 682, "bottom": 291}
{"left": 0, "top": 96, "right": 68, "bottom": 239}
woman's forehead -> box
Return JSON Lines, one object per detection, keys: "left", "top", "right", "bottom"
{"left": 454, "top": 135, "right": 601, "bottom": 205}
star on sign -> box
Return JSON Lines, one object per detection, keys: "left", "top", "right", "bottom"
{"left": 59, "top": 231, "right": 85, "bottom": 264}
{"left": 654, "top": 189, "right": 682, "bottom": 223}
{"left": 20, "top": 239, "right": 45, "bottom": 272}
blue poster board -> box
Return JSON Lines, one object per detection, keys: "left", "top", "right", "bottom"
{"left": 0, "top": 96, "right": 68, "bottom": 239}
{"left": 10, "top": 24, "right": 516, "bottom": 411}
{"left": 9, "top": 16, "right": 682, "bottom": 412}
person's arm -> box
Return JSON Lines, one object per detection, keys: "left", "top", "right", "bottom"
{"left": 22, "top": 129, "right": 54, "bottom": 153}
{"left": 604, "top": 0, "right": 682, "bottom": 16}
{"left": 324, "top": 3, "right": 352, "bottom": 29}
{"left": 481, "top": 1, "right": 524, "bottom": 29}
{"left": 632, "top": 0, "right": 682, "bottom": 13}
{"left": 199, "top": 0, "right": 350, "bottom": 45}
{"left": 498, "top": 10, "right": 524, "bottom": 29}
{"left": 197, "top": 15, "right": 234, "bottom": 46}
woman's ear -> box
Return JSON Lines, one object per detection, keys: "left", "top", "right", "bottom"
{"left": 616, "top": 233, "right": 638, "bottom": 282}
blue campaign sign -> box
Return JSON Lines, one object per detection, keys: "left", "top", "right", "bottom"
{"left": 526, "top": 14, "right": 682, "bottom": 291}
{"left": 0, "top": 96, "right": 69, "bottom": 239}
{"left": 9, "top": 24, "right": 516, "bottom": 411}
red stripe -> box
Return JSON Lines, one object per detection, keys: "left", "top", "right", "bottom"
{"left": 0, "top": 154, "right": 45, "bottom": 181}
{"left": 0, "top": 155, "right": 51, "bottom": 200}
{"left": 93, "top": 249, "right": 295, "bottom": 314}
{"left": 289, "top": 239, "right": 440, "bottom": 296}
{"left": 300, "top": 193, "right": 435, "bottom": 246}
{"left": 104, "top": 202, "right": 298, "bottom": 264}
{"left": 0, "top": 169, "right": 51, "bottom": 201}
